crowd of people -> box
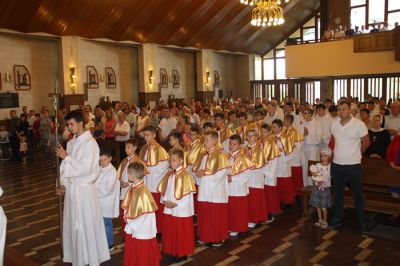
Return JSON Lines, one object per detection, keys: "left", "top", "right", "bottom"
{"left": 2, "top": 95, "right": 400, "bottom": 265}
{"left": 322, "top": 21, "right": 399, "bottom": 41}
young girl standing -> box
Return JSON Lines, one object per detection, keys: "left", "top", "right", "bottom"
{"left": 309, "top": 147, "right": 332, "bottom": 229}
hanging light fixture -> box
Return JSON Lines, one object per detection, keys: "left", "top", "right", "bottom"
{"left": 240, "top": 0, "right": 289, "bottom": 6}
{"left": 250, "top": 0, "right": 285, "bottom": 27}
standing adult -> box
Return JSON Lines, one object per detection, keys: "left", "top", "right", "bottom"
{"left": 8, "top": 110, "right": 19, "bottom": 161}
{"left": 103, "top": 109, "right": 116, "bottom": 140}
{"left": 114, "top": 112, "right": 130, "bottom": 159}
{"left": 56, "top": 110, "right": 110, "bottom": 265}
{"left": 329, "top": 101, "right": 370, "bottom": 234}
{"left": 385, "top": 102, "right": 400, "bottom": 138}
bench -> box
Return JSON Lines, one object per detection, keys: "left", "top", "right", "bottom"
{"left": 301, "top": 157, "right": 400, "bottom": 216}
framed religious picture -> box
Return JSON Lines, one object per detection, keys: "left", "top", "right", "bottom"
{"left": 160, "top": 68, "right": 168, "bottom": 88}
{"left": 86, "top": 65, "right": 99, "bottom": 88}
{"left": 214, "top": 70, "right": 220, "bottom": 88}
{"left": 172, "top": 69, "right": 179, "bottom": 88}
{"left": 13, "top": 65, "right": 31, "bottom": 90}
{"left": 105, "top": 67, "right": 116, "bottom": 89}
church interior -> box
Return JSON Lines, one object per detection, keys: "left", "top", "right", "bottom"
{"left": 0, "top": 0, "right": 400, "bottom": 265}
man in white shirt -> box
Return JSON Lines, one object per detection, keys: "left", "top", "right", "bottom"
{"left": 329, "top": 101, "right": 370, "bottom": 235}
{"left": 384, "top": 102, "right": 400, "bottom": 137}
{"left": 158, "top": 108, "right": 177, "bottom": 144}
{"left": 314, "top": 103, "right": 334, "bottom": 147}
{"left": 263, "top": 102, "right": 284, "bottom": 125}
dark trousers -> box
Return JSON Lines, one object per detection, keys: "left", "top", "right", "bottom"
{"left": 10, "top": 135, "right": 20, "bottom": 161}
{"left": 331, "top": 163, "right": 367, "bottom": 225}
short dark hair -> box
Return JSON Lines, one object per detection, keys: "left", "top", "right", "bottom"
{"left": 143, "top": 125, "right": 157, "bottom": 133}
{"left": 284, "top": 114, "right": 294, "bottom": 125}
{"left": 125, "top": 138, "right": 138, "bottom": 147}
{"left": 100, "top": 148, "right": 112, "bottom": 157}
{"left": 360, "top": 108, "right": 370, "bottom": 115}
{"left": 202, "top": 108, "right": 211, "bottom": 116}
{"left": 214, "top": 112, "right": 225, "bottom": 120}
{"left": 237, "top": 112, "right": 247, "bottom": 119}
{"left": 168, "top": 131, "right": 183, "bottom": 143}
{"left": 64, "top": 109, "right": 84, "bottom": 123}
{"left": 170, "top": 149, "right": 184, "bottom": 160}
{"left": 204, "top": 130, "right": 219, "bottom": 140}
{"left": 127, "top": 162, "right": 145, "bottom": 180}
{"left": 316, "top": 103, "right": 326, "bottom": 110}
{"left": 272, "top": 119, "right": 283, "bottom": 128}
{"left": 190, "top": 124, "right": 201, "bottom": 134}
{"left": 261, "top": 123, "right": 271, "bottom": 131}
{"left": 328, "top": 105, "right": 338, "bottom": 113}
{"left": 229, "top": 134, "right": 242, "bottom": 144}
{"left": 339, "top": 101, "right": 351, "bottom": 108}
{"left": 203, "top": 122, "right": 213, "bottom": 129}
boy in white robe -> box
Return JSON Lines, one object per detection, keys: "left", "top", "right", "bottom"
{"left": 96, "top": 149, "right": 120, "bottom": 250}
{"left": 56, "top": 110, "right": 110, "bottom": 266}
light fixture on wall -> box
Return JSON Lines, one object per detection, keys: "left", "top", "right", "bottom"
{"left": 4, "top": 73, "right": 12, "bottom": 83}
{"left": 206, "top": 71, "right": 211, "bottom": 85}
{"left": 149, "top": 70, "right": 154, "bottom": 85}
{"left": 69, "top": 67, "right": 76, "bottom": 93}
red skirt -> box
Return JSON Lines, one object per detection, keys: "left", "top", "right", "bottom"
{"left": 264, "top": 185, "right": 281, "bottom": 214}
{"left": 124, "top": 235, "right": 161, "bottom": 266}
{"left": 151, "top": 192, "right": 164, "bottom": 233}
{"left": 291, "top": 166, "right": 304, "bottom": 195}
{"left": 228, "top": 196, "right": 248, "bottom": 233}
{"left": 193, "top": 184, "right": 198, "bottom": 215}
{"left": 162, "top": 214, "right": 195, "bottom": 257}
{"left": 248, "top": 188, "right": 267, "bottom": 224}
{"left": 197, "top": 201, "right": 228, "bottom": 243}
{"left": 277, "top": 177, "right": 295, "bottom": 204}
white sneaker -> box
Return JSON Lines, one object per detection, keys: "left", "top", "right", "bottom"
{"left": 229, "top": 232, "right": 238, "bottom": 237}
{"left": 248, "top": 223, "right": 256, "bottom": 228}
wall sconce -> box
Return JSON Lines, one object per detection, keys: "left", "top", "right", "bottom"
{"left": 206, "top": 71, "right": 210, "bottom": 85}
{"left": 4, "top": 73, "right": 12, "bottom": 83}
{"left": 149, "top": 70, "right": 154, "bottom": 85}
{"left": 69, "top": 67, "right": 76, "bottom": 91}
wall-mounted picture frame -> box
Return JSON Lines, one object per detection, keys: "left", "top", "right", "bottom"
{"left": 13, "top": 65, "right": 31, "bottom": 90}
{"left": 105, "top": 67, "right": 116, "bottom": 89}
{"left": 214, "top": 70, "right": 220, "bottom": 88}
{"left": 172, "top": 69, "right": 180, "bottom": 88}
{"left": 86, "top": 65, "right": 99, "bottom": 89}
{"left": 160, "top": 68, "right": 168, "bottom": 88}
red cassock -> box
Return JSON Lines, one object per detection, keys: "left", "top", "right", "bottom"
{"left": 291, "top": 166, "right": 304, "bottom": 195}
{"left": 387, "top": 135, "right": 400, "bottom": 166}
{"left": 248, "top": 188, "right": 267, "bottom": 223}
{"left": 197, "top": 201, "right": 229, "bottom": 243}
{"left": 264, "top": 185, "right": 281, "bottom": 214}
{"left": 277, "top": 177, "right": 296, "bottom": 204}
{"left": 152, "top": 192, "right": 164, "bottom": 233}
{"left": 228, "top": 196, "right": 249, "bottom": 232}
{"left": 124, "top": 235, "right": 161, "bottom": 266}
{"left": 162, "top": 215, "right": 195, "bottom": 257}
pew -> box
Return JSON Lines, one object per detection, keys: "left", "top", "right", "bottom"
{"left": 301, "top": 157, "right": 400, "bottom": 216}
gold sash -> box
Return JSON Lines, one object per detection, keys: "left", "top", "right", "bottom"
{"left": 121, "top": 181, "right": 158, "bottom": 220}
{"left": 157, "top": 168, "right": 196, "bottom": 200}
{"left": 285, "top": 126, "right": 304, "bottom": 143}
{"left": 187, "top": 139, "right": 205, "bottom": 165}
{"left": 139, "top": 141, "right": 169, "bottom": 167}
{"left": 268, "top": 134, "right": 294, "bottom": 156}
{"left": 247, "top": 142, "right": 265, "bottom": 169}
{"left": 229, "top": 152, "right": 253, "bottom": 176}
{"left": 262, "top": 138, "right": 281, "bottom": 161}
{"left": 192, "top": 147, "right": 229, "bottom": 175}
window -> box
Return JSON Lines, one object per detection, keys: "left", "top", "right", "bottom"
{"left": 388, "top": 12, "right": 400, "bottom": 28}
{"left": 351, "top": 7, "right": 366, "bottom": 28}
{"left": 351, "top": 0, "right": 398, "bottom": 30}
{"left": 387, "top": 77, "right": 400, "bottom": 101}
{"left": 388, "top": 0, "right": 400, "bottom": 11}
{"left": 351, "top": 0, "right": 366, "bottom": 6}
{"left": 367, "top": 77, "right": 383, "bottom": 98}
{"left": 334, "top": 79, "right": 348, "bottom": 103}
{"left": 254, "top": 56, "right": 262, "bottom": 80}
{"left": 303, "top": 28, "right": 316, "bottom": 42}
{"left": 263, "top": 59, "right": 274, "bottom": 80}
{"left": 368, "top": 0, "right": 385, "bottom": 25}
{"left": 276, "top": 58, "right": 286, "bottom": 79}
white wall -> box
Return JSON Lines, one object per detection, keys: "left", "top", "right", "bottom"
{"left": 155, "top": 47, "right": 196, "bottom": 101}
{"left": 77, "top": 40, "right": 139, "bottom": 108}
{"left": 0, "top": 33, "right": 59, "bottom": 119}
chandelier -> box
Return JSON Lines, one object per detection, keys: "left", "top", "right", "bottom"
{"left": 240, "top": 0, "right": 289, "bottom": 6}
{"left": 249, "top": 0, "right": 285, "bottom": 27}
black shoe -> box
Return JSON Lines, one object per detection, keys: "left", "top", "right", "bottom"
{"left": 178, "top": 256, "right": 188, "bottom": 262}
{"left": 327, "top": 222, "right": 342, "bottom": 230}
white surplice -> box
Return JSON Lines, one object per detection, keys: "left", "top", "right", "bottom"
{"left": 60, "top": 131, "right": 110, "bottom": 266}
{"left": 95, "top": 163, "right": 120, "bottom": 218}
{"left": 0, "top": 187, "right": 6, "bottom": 266}
{"left": 302, "top": 119, "right": 322, "bottom": 186}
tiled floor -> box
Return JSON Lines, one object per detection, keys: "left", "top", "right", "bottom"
{"left": 1, "top": 155, "right": 399, "bottom": 266}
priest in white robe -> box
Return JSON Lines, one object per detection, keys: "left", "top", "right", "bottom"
{"left": 56, "top": 110, "right": 110, "bottom": 266}
{"left": 0, "top": 186, "right": 6, "bottom": 266}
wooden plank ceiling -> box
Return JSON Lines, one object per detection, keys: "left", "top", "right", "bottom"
{"left": 0, "top": 0, "right": 319, "bottom": 55}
